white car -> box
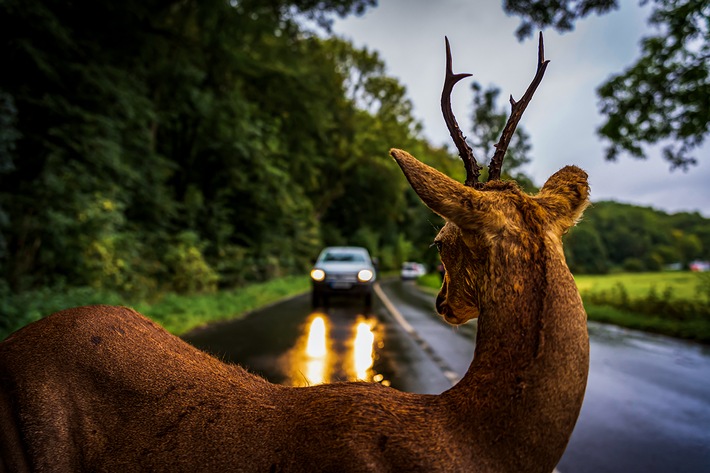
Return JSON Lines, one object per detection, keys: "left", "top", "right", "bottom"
{"left": 310, "top": 246, "right": 376, "bottom": 308}
{"left": 401, "top": 262, "right": 426, "bottom": 280}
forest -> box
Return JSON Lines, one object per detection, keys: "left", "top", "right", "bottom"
{"left": 1, "top": 0, "right": 709, "bottom": 326}
{"left": 566, "top": 201, "right": 710, "bottom": 274}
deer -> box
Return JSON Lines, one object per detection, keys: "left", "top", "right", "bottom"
{"left": 0, "top": 33, "right": 589, "bottom": 473}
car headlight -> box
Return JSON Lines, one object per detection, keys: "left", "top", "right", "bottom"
{"left": 357, "top": 269, "right": 373, "bottom": 282}
{"left": 310, "top": 269, "right": 326, "bottom": 282}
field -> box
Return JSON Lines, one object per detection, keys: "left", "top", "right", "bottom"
{"left": 574, "top": 272, "right": 701, "bottom": 301}
{"left": 418, "top": 271, "right": 710, "bottom": 344}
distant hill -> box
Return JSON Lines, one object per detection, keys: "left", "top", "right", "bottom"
{"left": 564, "top": 201, "right": 710, "bottom": 274}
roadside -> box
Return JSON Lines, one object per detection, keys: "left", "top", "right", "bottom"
{"left": 0, "top": 275, "right": 311, "bottom": 341}
{"left": 416, "top": 271, "right": 710, "bottom": 344}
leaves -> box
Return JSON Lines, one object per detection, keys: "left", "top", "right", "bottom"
{"left": 565, "top": 201, "right": 710, "bottom": 273}
{"left": 0, "top": 0, "right": 445, "bottom": 300}
{"left": 469, "top": 82, "right": 536, "bottom": 190}
{"left": 504, "top": 0, "right": 710, "bottom": 169}
{"left": 503, "top": 0, "right": 618, "bottom": 40}
{"left": 598, "top": 0, "right": 710, "bottom": 169}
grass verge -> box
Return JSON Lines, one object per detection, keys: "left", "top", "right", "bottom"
{"left": 137, "top": 275, "right": 310, "bottom": 335}
{"left": 0, "top": 275, "right": 310, "bottom": 340}
{"left": 574, "top": 272, "right": 700, "bottom": 300}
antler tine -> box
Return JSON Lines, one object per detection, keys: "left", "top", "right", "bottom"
{"left": 442, "top": 37, "right": 482, "bottom": 188}
{"left": 487, "top": 32, "right": 550, "bottom": 182}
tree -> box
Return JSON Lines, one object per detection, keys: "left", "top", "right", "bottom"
{"left": 504, "top": 0, "right": 618, "bottom": 40}
{"left": 468, "top": 83, "right": 537, "bottom": 191}
{"left": 504, "top": 0, "right": 710, "bottom": 170}
{"left": 0, "top": 0, "right": 382, "bottom": 294}
{"left": 0, "top": 91, "right": 19, "bottom": 268}
{"left": 563, "top": 200, "right": 710, "bottom": 272}
{"left": 564, "top": 224, "right": 609, "bottom": 274}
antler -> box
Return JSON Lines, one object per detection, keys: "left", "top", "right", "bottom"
{"left": 442, "top": 37, "right": 482, "bottom": 188}
{"left": 487, "top": 32, "right": 550, "bottom": 181}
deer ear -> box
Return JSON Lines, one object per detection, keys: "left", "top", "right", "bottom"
{"left": 537, "top": 165, "right": 590, "bottom": 231}
{"left": 391, "top": 149, "right": 498, "bottom": 231}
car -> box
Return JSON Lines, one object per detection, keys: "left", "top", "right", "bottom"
{"left": 400, "top": 262, "right": 426, "bottom": 280}
{"left": 310, "top": 246, "right": 376, "bottom": 308}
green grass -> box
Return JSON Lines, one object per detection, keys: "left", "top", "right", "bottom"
{"left": 574, "top": 272, "right": 700, "bottom": 300}
{"left": 136, "top": 275, "right": 310, "bottom": 335}
{"left": 417, "top": 271, "right": 710, "bottom": 343}
{"left": 417, "top": 273, "right": 443, "bottom": 293}
{"left": 577, "top": 271, "right": 710, "bottom": 343}
{"left": 0, "top": 275, "right": 310, "bottom": 340}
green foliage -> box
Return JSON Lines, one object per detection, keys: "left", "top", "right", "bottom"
{"left": 696, "top": 271, "right": 710, "bottom": 302}
{"left": 469, "top": 82, "right": 537, "bottom": 191}
{"left": 622, "top": 258, "right": 646, "bottom": 272}
{"left": 164, "top": 232, "right": 219, "bottom": 295}
{"left": 565, "top": 201, "right": 710, "bottom": 273}
{"left": 134, "top": 275, "right": 310, "bottom": 335}
{"left": 0, "top": 0, "right": 461, "bottom": 337}
{"left": 585, "top": 304, "right": 710, "bottom": 343}
{"left": 0, "top": 90, "right": 18, "bottom": 263}
{"left": 504, "top": 0, "right": 618, "bottom": 40}
{"left": 581, "top": 278, "right": 710, "bottom": 343}
{"left": 575, "top": 270, "right": 700, "bottom": 299}
{"left": 417, "top": 272, "right": 444, "bottom": 293}
{"left": 0, "top": 275, "right": 310, "bottom": 340}
{"left": 598, "top": 0, "right": 709, "bottom": 169}
{"left": 504, "top": 0, "right": 710, "bottom": 169}
{"left": 564, "top": 223, "right": 609, "bottom": 274}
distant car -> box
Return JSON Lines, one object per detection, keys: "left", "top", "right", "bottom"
{"left": 310, "top": 246, "right": 376, "bottom": 308}
{"left": 401, "top": 262, "right": 426, "bottom": 280}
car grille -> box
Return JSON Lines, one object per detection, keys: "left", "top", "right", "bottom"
{"left": 325, "top": 272, "right": 358, "bottom": 283}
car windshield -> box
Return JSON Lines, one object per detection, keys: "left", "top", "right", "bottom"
{"left": 322, "top": 252, "right": 366, "bottom": 263}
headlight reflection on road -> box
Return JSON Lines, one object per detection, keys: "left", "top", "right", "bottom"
{"left": 287, "top": 313, "right": 330, "bottom": 387}
{"left": 353, "top": 319, "right": 375, "bottom": 380}
{"left": 306, "top": 316, "right": 327, "bottom": 358}
{"left": 303, "top": 315, "right": 329, "bottom": 386}
{"left": 286, "top": 312, "right": 389, "bottom": 387}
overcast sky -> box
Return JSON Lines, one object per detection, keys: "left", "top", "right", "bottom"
{"left": 332, "top": 0, "right": 709, "bottom": 216}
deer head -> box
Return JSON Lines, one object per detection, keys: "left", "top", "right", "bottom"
{"left": 391, "top": 33, "right": 589, "bottom": 326}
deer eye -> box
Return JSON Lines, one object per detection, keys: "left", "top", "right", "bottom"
{"left": 431, "top": 240, "right": 443, "bottom": 252}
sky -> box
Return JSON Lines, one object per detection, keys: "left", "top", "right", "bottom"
{"left": 331, "top": 0, "right": 710, "bottom": 216}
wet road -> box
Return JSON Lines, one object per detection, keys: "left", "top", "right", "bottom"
{"left": 183, "top": 280, "right": 710, "bottom": 473}
{"left": 183, "top": 280, "right": 464, "bottom": 393}
{"left": 560, "top": 322, "right": 710, "bottom": 473}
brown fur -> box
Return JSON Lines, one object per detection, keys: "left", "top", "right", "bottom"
{"left": 0, "top": 149, "right": 589, "bottom": 472}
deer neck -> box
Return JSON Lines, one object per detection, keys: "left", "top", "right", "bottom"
{"left": 443, "top": 235, "right": 589, "bottom": 470}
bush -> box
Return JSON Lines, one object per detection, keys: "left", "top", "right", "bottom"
{"left": 0, "top": 285, "right": 124, "bottom": 340}
{"left": 0, "top": 275, "right": 311, "bottom": 340}
{"left": 581, "top": 281, "right": 710, "bottom": 343}
{"left": 164, "top": 231, "right": 219, "bottom": 294}
{"left": 582, "top": 282, "right": 710, "bottom": 324}
{"left": 622, "top": 258, "right": 645, "bottom": 272}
